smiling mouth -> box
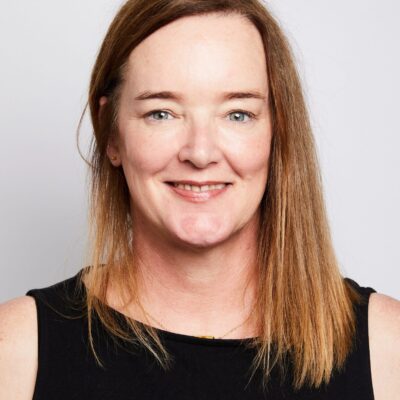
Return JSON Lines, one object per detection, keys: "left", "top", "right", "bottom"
{"left": 165, "top": 182, "right": 232, "bottom": 192}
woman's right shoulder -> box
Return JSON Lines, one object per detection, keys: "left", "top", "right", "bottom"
{"left": 0, "top": 295, "right": 38, "bottom": 399}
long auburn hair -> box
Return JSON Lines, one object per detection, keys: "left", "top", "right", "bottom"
{"left": 77, "top": 0, "right": 362, "bottom": 392}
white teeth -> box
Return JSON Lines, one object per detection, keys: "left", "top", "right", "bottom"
{"left": 173, "top": 183, "right": 228, "bottom": 192}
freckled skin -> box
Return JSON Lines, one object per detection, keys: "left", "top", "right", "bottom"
{"left": 108, "top": 13, "right": 273, "bottom": 250}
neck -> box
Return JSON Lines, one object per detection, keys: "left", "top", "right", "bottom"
{"left": 110, "top": 218, "right": 260, "bottom": 339}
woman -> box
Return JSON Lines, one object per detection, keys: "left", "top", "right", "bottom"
{"left": 1, "top": 0, "right": 399, "bottom": 399}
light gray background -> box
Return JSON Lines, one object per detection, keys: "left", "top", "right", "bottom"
{"left": 1, "top": 1, "right": 399, "bottom": 302}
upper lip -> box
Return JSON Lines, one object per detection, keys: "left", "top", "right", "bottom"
{"left": 166, "top": 180, "right": 231, "bottom": 186}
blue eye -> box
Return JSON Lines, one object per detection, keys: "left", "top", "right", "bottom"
{"left": 228, "top": 111, "right": 255, "bottom": 123}
{"left": 145, "top": 110, "right": 173, "bottom": 121}
{"left": 143, "top": 109, "right": 256, "bottom": 123}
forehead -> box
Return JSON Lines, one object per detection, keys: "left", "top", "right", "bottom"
{"left": 123, "top": 13, "right": 268, "bottom": 100}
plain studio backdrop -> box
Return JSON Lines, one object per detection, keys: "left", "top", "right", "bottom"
{"left": 0, "top": 1, "right": 399, "bottom": 302}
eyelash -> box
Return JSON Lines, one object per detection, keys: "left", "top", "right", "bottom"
{"left": 143, "top": 109, "right": 256, "bottom": 123}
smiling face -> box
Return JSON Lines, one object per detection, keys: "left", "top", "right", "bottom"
{"left": 107, "top": 13, "right": 273, "bottom": 250}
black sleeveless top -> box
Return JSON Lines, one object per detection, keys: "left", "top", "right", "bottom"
{"left": 25, "top": 269, "right": 377, "bottom": 399}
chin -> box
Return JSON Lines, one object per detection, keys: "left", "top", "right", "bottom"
{"left": 168, "top": 224, "right": 234, "bottom": 250}
{"left": 170, "top": 215, "right": 231, "bottom": 242}
{"left": 174, "top": 235, "right": 231, "bottom": 251}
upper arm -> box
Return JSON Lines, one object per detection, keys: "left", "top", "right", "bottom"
{"left": 369, "top": 292, "right": 400, "bottom": 400}
{"left": 0, "top": 296, "right": 38, "bottom": 400}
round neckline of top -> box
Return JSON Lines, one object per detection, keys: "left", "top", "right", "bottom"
{"left": 74, "top": 269, "right": 258, "bottom": 347}
{"left": 131, "top": 318, "right": 258, "bottom": 347}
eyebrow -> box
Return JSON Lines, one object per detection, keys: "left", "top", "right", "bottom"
{"left": 133, "top": 90, "right": 266, "bottom": 102}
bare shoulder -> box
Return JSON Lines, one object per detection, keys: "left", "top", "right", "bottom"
{"left": 368, "top": 292, "right": 400, "bottom": 400}
{"left": 0, "top": 296, "right": 38, "bottom": 399}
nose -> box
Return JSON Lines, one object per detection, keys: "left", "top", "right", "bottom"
{"left": 178, "top": 116, "right": 222, "bottom": 168}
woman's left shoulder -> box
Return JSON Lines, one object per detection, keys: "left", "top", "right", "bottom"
{"left": 368, "top": 291, "right": 400, "bottom": 399}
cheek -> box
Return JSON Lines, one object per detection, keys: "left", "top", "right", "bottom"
{"left": 119, "top": 128, "right": 174, "bottom": 174}
{"left": 227, "top": 131, "right": 272, "bottom": 180}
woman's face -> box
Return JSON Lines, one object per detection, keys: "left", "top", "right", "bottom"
{"left": 107, "top": 13, "right": 273, "bottom": 249}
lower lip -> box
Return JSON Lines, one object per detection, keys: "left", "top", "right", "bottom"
{"left": 166, "top": 183, "right": 232, "bottom": 202}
